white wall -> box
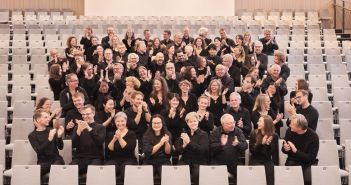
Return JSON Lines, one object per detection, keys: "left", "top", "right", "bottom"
{"left": 85, "top": 0, "right": 235, "bottom": 16}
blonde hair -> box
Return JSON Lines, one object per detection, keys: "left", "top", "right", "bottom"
{"left": 126, "top": 76, "right": 141, "bottom": 89}
{"left": 185, "top": 112, "right": 199, "bottom": 123}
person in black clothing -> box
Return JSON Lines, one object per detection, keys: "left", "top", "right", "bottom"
{"left": 259, "top": 29, "right": 279, "bottom": 55}
{"left": 286, "top": 90, "right": 319, "bottom": 131}
{"left": 196, "top": 95, "right": 214, "bottom": 134}
{"left": 95, "top": 96, "right": 117, "bottom": 158}
{"left": 35, "top": 97, "right": 62, "bottom": 129}
{"left": 249, "top": 115, "right": 279, "bottom": 185}
{"left": 97, "top": 48, "right": 115, "bottom": 79}
{"left": 91, "top": 45, "right": 104, "bottom": 66}
{"left": 122, "top": 28, "right": 136, "bottom": 53}
{"left": 174, "top": 33, "right": 185, "bottom": 51}
{"left": 150, "top": 52, "right": 165, "bottom": 77}
{"left": 210, "top": 113, "right": 248, "bottom": 178}
{"left": 198, "top": 27, "right": 212, "bottom": 46}
{"left": 282, "top": 114, "right": 319, "bottom": 185}
{"left": 143, "top": 114, "right": 172, "bottom": 176}
{"left": 206, "top": 44, "right": 221, "bottom": 72}
{"left": 65, "top": 36, "right": 82, "bottom": 63}
{"left": 182, "top": 27, "right": 194, "bottom": 45}
{"left": 161, "top": 30, "right": 174, "bottom": 46}
{"left": 273, "top": 50, "right": 290, "bottom": 82}
{"left": 225, "top": 92, "right": 252, "bottom": 139}
{"left": 161, "top": 93, "right": 186, "bottom": 144}
{"left": 65, "top": 92, "right": 85, "bottom": 136}
{"left": 80, "top": 27, "right": 93, "bottom": 57}
{"left": 115, "top": 43, "right": 129, "bottom": 64}
{"left": 251, "top": 94, "right": 284, "bottom": 135}
{"left": 48, "top": 48, "right": 66, "bottom": 71}
{"left": 125, "top": 91, "right": 151, "bottom": 144}
{"left": 219, "top": 28, "right": 235, "bottom": 48}
{"left": 290, "top": 79, "right": 313, "bottom": 106}
{"left": 212, "top": 64, "right": 235, "bottom": 94}
{"left": 149, "top": 77, "right": 170, "bottom": 114}
{"left": 106, "top": 111, "right": 137, "bottom": 177}
{"left": 174, "top": 49, "right": 192, "bottom": 73}
{"left": 101, "top": 26, "right": 115, "bottom": 49}
{"left": 184, "top": 45, "right": 197, "bottom": 67}
{"left": 245, "top": 41, "right": 268, "bottom": 79}
{"left": 135, "top": 41, "right": 149, "bottom": 67}
{"left": 49, "top": 63, "right": 67, "bottom": 101}
{"left": 125, "top": 53, "right": 140, "bottom": 78}
{"left": 84, "top": 36, "right": 99, "bottom": 63}
{"left": 138, "top": 66, "right": 153, "bottom": 100}
{"left": 164, "top": 62, "right": 180, "bottom": 94}
{"left": 59, "top": 73, "right": 89, "bottom": 117}
{"left": 174, "top": 112, "right": 209, "bottom": 185}
{"left": 204, "top": 79, "right": 228, "bottom": 126}
{"left": 28, "top": 109, "right": 65, "bottom": 175}
{"left": 179, "top": 80, "right": 198, "bottom": 114}
{"left": 143, "top": 29, "right": 153, "bottom": 48}
{"left": 221, "top": 54, "right": 241, "bottom": 87}
{"left": 80, "top": 63, "right": 99, "bottom": 102}
{"left": 70, "top": 105, "right": 106, "bottom": 174}
{"left": 238, "top": 74, "right": 260, "bottom": 114}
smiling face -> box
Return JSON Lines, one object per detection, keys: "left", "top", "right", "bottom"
{"left": 104, "top": 99, "right": 115, "bottom": 112}
{"left": 151, "top": 117, "right": 163, "bottom": 134}
{"left": 257, "top": 116, "right": 264, "bottom": 130}
{"left": 187, "top": 117, "right": 199, "bottom": 131}
{"left": 198, "top": 97, "right": 209, "bottom": 110}
{"left": 115, "top": 116, "right": 127, "bottom": 130}
{"left": 42, "top": 99, "right": 52, "bottom": 111}
{"left": 153, "top": 79, "right": 162, "bottom": 92}
{"left": 36, "top": 112, "right": 51, "bottom": 127}
{"left": 169, "top": 97, "right": 179, "bottom": 108}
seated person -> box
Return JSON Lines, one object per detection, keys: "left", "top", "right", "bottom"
{"left": 106, "top": 112, "right": 137, "bottom": 178}
{"left": 65, "top": 92, "right": 85, "bottom": 136}
{"left": 70, "top": 105, "right": 106, "bottom": 174}
{"left": 210, "top": 114, "right": 248, "bottom": 180}
{"left": 28, "top": 109, "right": 65, "bottom": 175}
{"left": 174, "top": 112, "right": 209, "bottom": 185}
{"left": 143, "top": 115, "right": 172, "bottom": 177}
{"left": 282, "top": 114, "right": 319, "bottom": 185}
{"left": 249, "top": 115, "right": 279, "bottom": 185}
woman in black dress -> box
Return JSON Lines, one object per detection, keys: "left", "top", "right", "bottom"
{"left": 249, "top": 115, "right": 279, "bottom": 185}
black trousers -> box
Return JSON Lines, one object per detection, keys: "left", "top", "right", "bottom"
{"left": 250, "top": 159, "right": 274, "bottom": 185}
{"left": 178, "top": 161, "right": 201, "bottom": 185}
{"left": 286, "top": 160, "right": 312, "bottom": 185}
{"left": 105, "top": 159, "right": 138, "bottom": 178}
{"left": 143, "top": 160, "right": 171, "bottom": 177}
{"left": 70, "top": 158, "right": 103, "bottom": 174}
{"left": 38, "top": 158, "right": 65, "bottom": 176}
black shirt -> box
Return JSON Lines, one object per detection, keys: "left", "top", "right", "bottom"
{"left": 282, "top": 128, "right": 319, "bottom": 167}
{"left": 225, "top": 107, "right": 252, "bottom": 139}
{"left": 108, "top": 130, "right": 137, "bottom": 162}
{"left": 174, "top": 129, "right": 209, "bottom": 164}
{"left": 125, "top": 107, "right": 149, "bottom": 140}
{"left": 249, "top": 131, "right": 279, "bottom": 165}
{"left": 259, "top": 38, "right": 279, "bottom": 56}
{"left": 65, "top": 108, "right": 82, "bottom": 136}
{"left": 28, "top": 128, "right": 64, "bottom": 163}
{"left": 143, "top": 131, "right": 172, "bottom": 164}
{"left": 72, "top": 122, "right": 106, "bottom": 159}
{"left": 210, "top": 126, "right": 248, "bottom": 164}
{"left": 161, "top": 109, "right": 186, "bottom": 143}
{"left": 238, "top": 89, "right": 260, "bottom": 114}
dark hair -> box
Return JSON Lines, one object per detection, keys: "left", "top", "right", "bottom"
{"left": 36, "top": 97, "right": 51, "bottom": 110}
{"left": 255, "top": 115, "right": 275, "bottom": 145}
{"left": 297, "top": 79, "right": 309, "bottom": 91}
{"left": 167, "top": 93, "right": 184, "bottom": 113}
{"left": 150, "top": 77, "right": 169, "bottom": 106}
{"left": 103, "top": 96, "right": 115, "bottom": 106}
{"left": 182, "top": 66, "right": 196, "bottom": 81}
{"left": 49, "top": 64, "right": 61, "bottom": 80}
{"left": 144, "top": 114, "right": 171, "bottom": 142}
{"left": 206, "top": 43, "right": 217, "bottom": 51}
{"left": 164, "top": 30, "right": 171, "bottom": 36}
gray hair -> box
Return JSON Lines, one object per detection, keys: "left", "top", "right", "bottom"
{"left": 114, "top": 111, "right": 128, "bottom": 122}
{"left": 293, "top": 114, "right": 308, "bottom": 130}
{"left": 222, "top": 54, "right": 234, "bottom": 63}
{"left": 198, "top": 27, "right": 209, "bottom": 36}
{"left": 254, "top": 40, "right": 263, "bottom": 47}
{"left": 185, "top": 112, "right": 199, "bottom": 123}
{"left": 230, "top": 92, "right": 241, "bottom": 101}
{"left": 220, "top": 113, "right": 234, "bottom": 125}
{"left": 128, "top": 53, "right": 139, "bottom": 62}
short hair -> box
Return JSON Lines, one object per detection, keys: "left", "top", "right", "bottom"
{"left": 274, "top": 50, "right": 286, "bottom": 63}
{"left": 297, "top": 79, "right": 309, "bottom": 91}
{"left": 143, "top": 29, "right": 150, "bottom": 34}
{"left": 128, "top": 53, "right": 139, "bottom": 62}
{"left": 254, "top": 40, "right": 263, "bottom": 47}
{"left": 296, "top": 89, "right": 309, "bottom": 97}
{"left": 164, "top": 30, "right": 171, "bottom": 36}
{"left": 114, "top": 111, "right": 128, "bottom": 122}
{"left": 230, "top": 92, "right": 241, "bottom": 101}
{"left": 198, "top": 95, "right": 210, "bottom": 103}
{"left": 65, "top": 73, "right": 77, "bottom": 82}
{"left": 185, "top": 112, "right": 199, "bottom": 123}
{"left": 222, "top": 54, "right": 234, "bottom": 63}
{"left": 264, "top": 29, "right": 272, "bottom": 34}
{"left": 126, "top": 76, "right": 141, "bottom": 89}
{"left": 220, "top": 113, "right": 234, "bottom": 125}
{"left": 81, "top": 104, "right": 95, "bottom": 114}
{"left": 198, "top": 27, "right": 209, "bottom": 36}
{"left": 215, "top": 64, "right": 225, "bottom": 70}
{"left": 33, "top": 109, "right": 50, "bottom": 121}
{"left": 179, "top": 79, "right": 192, "bottom": 90}
{"left": 270, "top": 64, "right": 281, "bottom": 72}
{"left": 72, "top": 92, "right": 85, "bottom": 99}
{"left": 293, "top": 114, "right": 308, "bottom": 130}
{"left": 131, "top": 90, "right": 144, "bottom": 99}
{"left": 244, "top": 74, "right": 257, "bottom": 84}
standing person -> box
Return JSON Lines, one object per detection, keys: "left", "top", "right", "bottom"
{"left": 70, "top": 105, "right": 106, "bottom": 174}
{"left": 143, "top": 115, "right": 172, "bottom": 177}
{"left": 174, "top": 112, "right": 209, "bottom": 185}
{"left": 204, "top": 79, "right": 228, "bottom": 126}
{"left": 80, "top": 26, "right": 93, "bottom": 56}
{"left": 106, "top": 112, "right": 137, "bottom": 178}
{"left": 28, "top": 109, "right": 65, "bottom": 175}
{"left": 249, "top": 115, "right": 279, "bottom": 185}
{"left": 282, "top": 114, "right": 319, "bottom": 185}
{"left": 210, "top": 114, "right": 248, "bottom": 180}
{"left": 259, "top": 29, "right": 279, "bottom": 55}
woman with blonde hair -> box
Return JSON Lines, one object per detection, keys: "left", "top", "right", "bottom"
{"left": 243, "top": 32, "right": 254, "bottom": 54}
{"left": 251, "top": 93, "right": 283, "bottom": 136}
{"left": 204, "top": 79, "right": 228, "bottom": 126}
{"left": 117, "top": 76, "right": 141, "bottom": 110}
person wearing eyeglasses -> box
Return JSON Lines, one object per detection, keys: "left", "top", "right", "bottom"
{"left": 70, "top": 104, "right": 106, "bottom": 174}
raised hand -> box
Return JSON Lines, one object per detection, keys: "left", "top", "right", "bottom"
{"left": 48, "top": 129, "right": 57, "bottom": 141}
{"left": 220, "top": 134, "right": 228, "bottom": 146}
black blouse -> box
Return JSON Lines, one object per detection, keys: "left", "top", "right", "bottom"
{"left": 108, "top": 130, "right": 137, "bottom": 162}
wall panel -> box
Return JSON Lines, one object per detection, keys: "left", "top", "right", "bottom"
{"left": 0, "top": 0, "right": 84, "bottom": 15}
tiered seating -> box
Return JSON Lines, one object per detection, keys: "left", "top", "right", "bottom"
{"left": 0, "top": 8, "right": 350, "bottom": 185}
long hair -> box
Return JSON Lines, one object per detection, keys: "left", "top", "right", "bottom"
{"left": 36, "top": 97, "right": 50, "bottom": 110}
{"left": 206, "top": 79, "right": 223, "bottom": 96}
{"left": 49, "top": 64, "right": 61, "bottom": 80}
{"left": 150, "top": 77, "right": 169, "bottom": 105}
{"left": 255, "top": 115, "right": 275, "bottom": 145}
{"left": 253, "top": 93, "right": 269, "bottom": 112}
{"left": 166, "top": 93, "right": 183, "bottom": 113}
{"left": 144, "top": 114, "right": 171, "bottom": 143}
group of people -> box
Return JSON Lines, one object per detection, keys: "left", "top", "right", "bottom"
{"left": 29, "top": 25, "right": 321, "bottom": 185}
